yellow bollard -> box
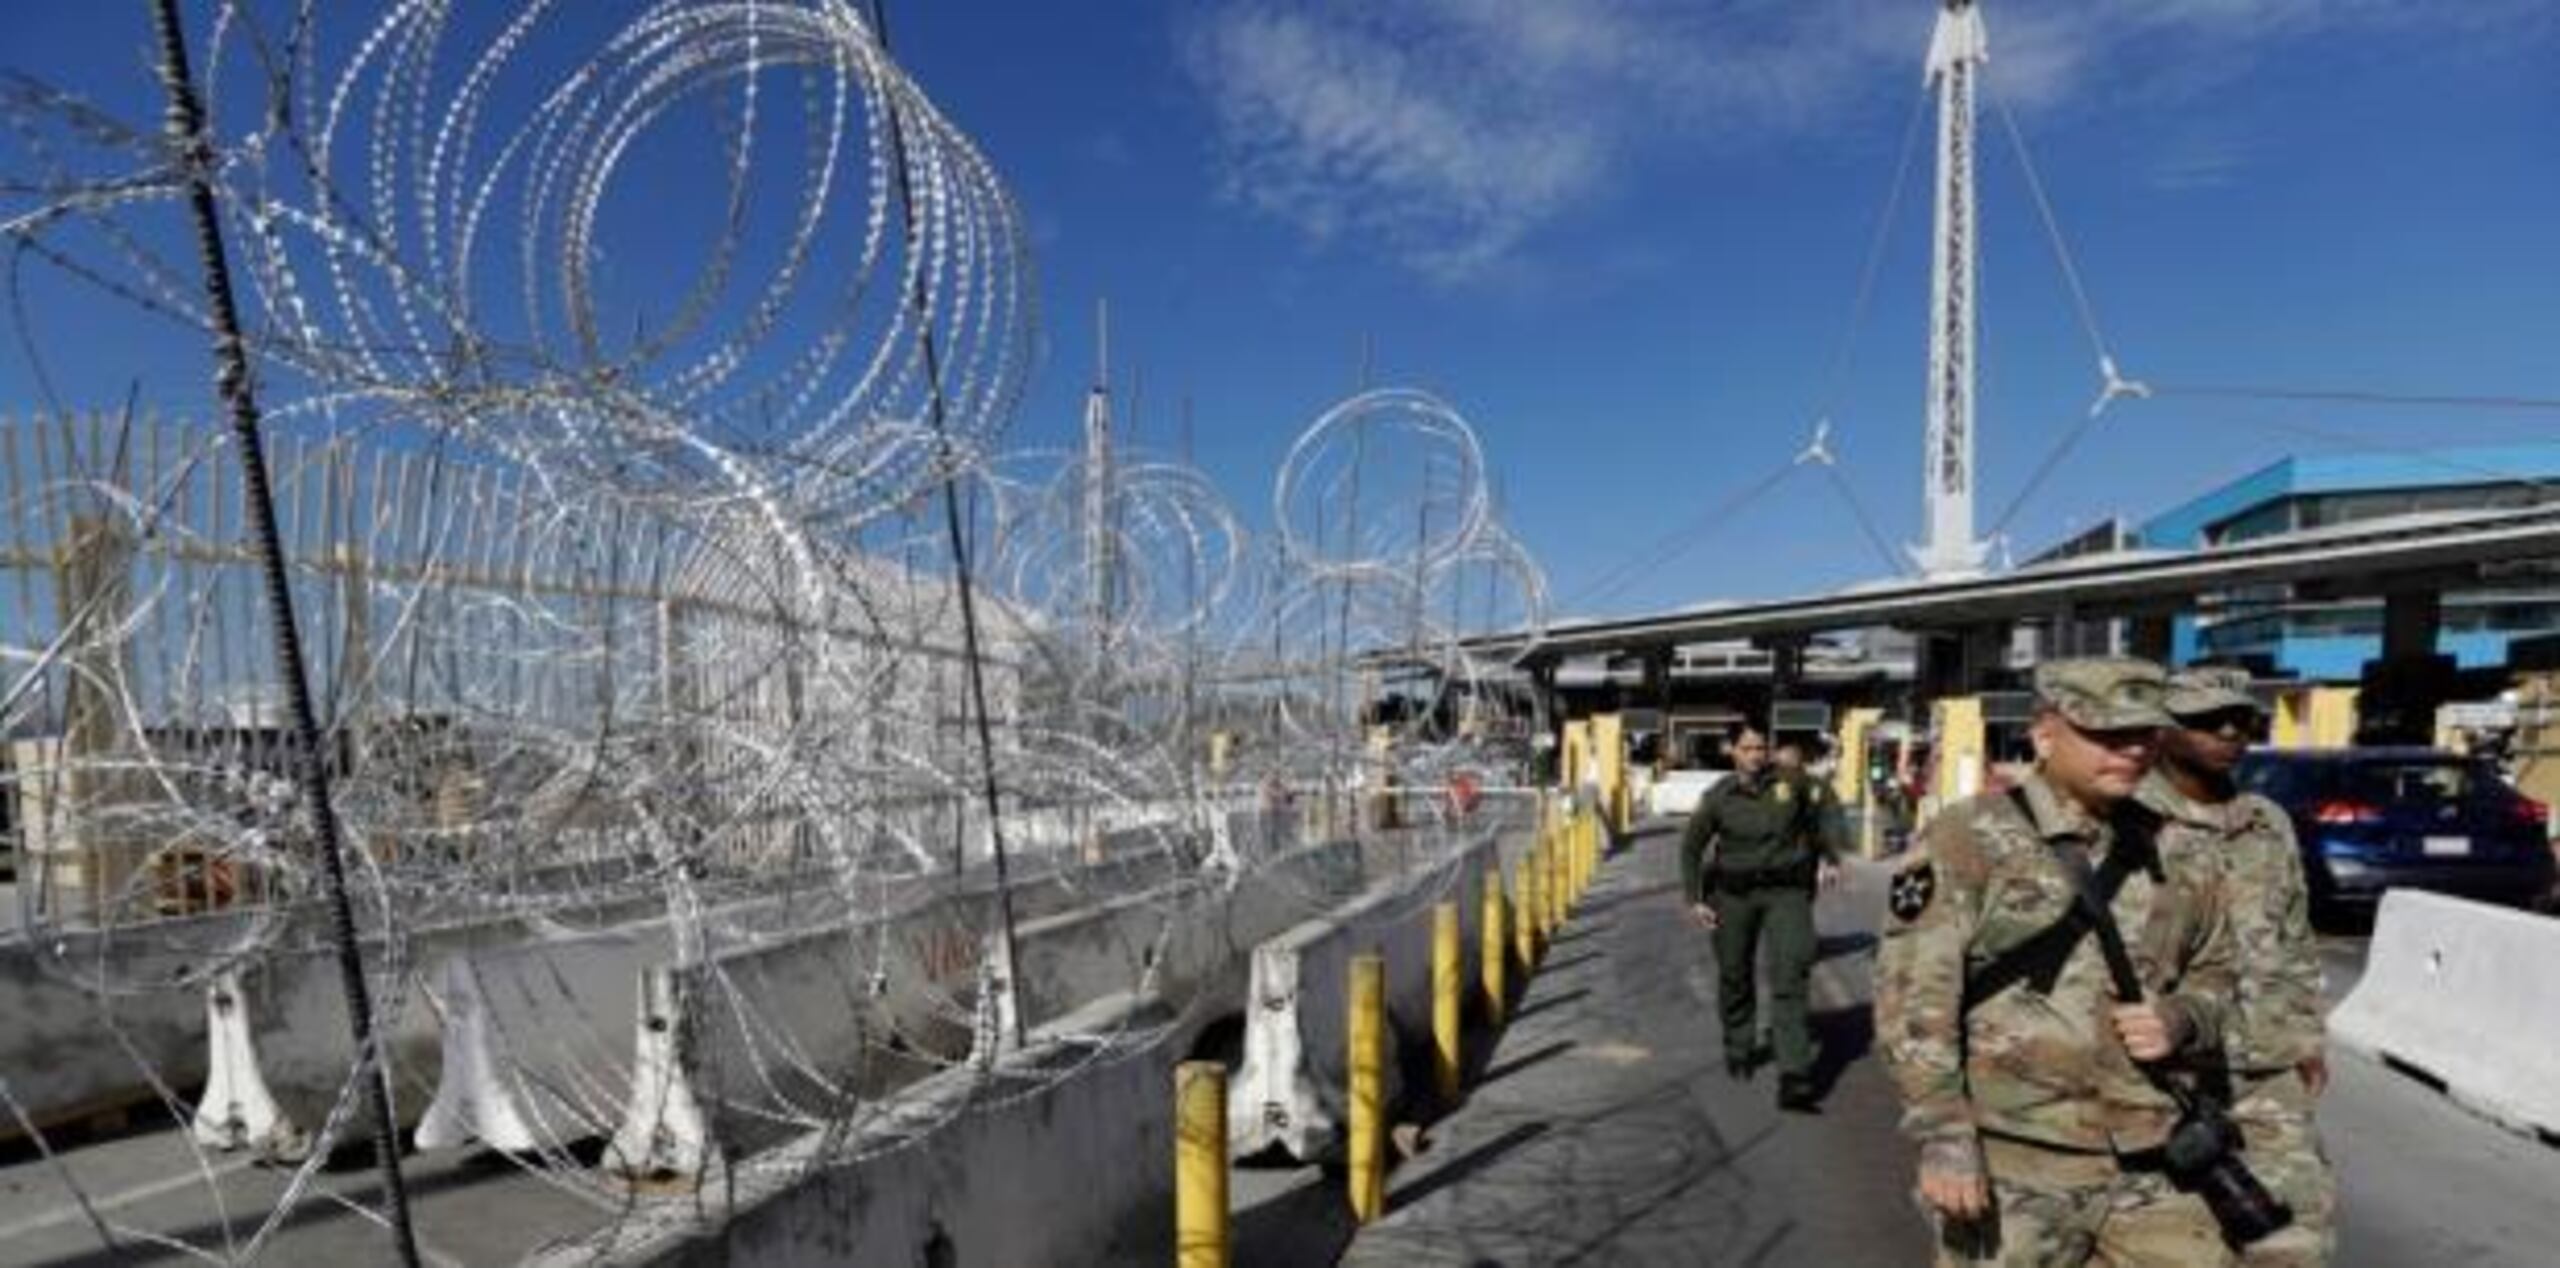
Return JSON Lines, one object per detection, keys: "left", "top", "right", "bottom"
{"left": 1529, "top": 834, "right": 1549, "bottom": 933}
{"left": 1514, "top": 859, "right": 1540, "bottom": 967}
{"left": 1175, "top": 1061, "right": 1229, "bottom": 1268}
{"left": 1348, "top": 953, "right": 1388, "bottom": 1223}
{"left": 1574, "top": 812, "right": 1592, "bottom": 899}
{"left": 1432, "top": 902, "right": 1462, "bottom": 1104}
{"left": 1547, "top": 827, "right": 1567, "bottom": 926}
{"left": 1562, "top": 817, "right": 1579, "bottom": 906}
{"left": 1481, "top": 868, "right": 1507, "bottom": 1025}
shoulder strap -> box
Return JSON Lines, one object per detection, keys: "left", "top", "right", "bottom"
{"left": 1961, "top": 788, "right": 2144, "bottom": 1011}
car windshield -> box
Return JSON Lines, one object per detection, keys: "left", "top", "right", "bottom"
{"left": 2338, "top": 759, "right": 2484, "bottom": 806}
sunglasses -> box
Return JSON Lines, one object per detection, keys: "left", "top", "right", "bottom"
{"left": 2065, "top": 721, "right": 2157, "bottom": 752}
{"left": 2178, "top": 709, "right": 2267, "bottom": 741}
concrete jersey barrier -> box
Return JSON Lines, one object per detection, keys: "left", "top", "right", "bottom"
{"left": 1227, "top": 823, "right": 1505, "bottom": 1163}
{"left": 2327, "top": 888, "right": 2560, "bottom": 1137}
{"left": 528, "top": 825, "right": 1497, "bottom": 1265}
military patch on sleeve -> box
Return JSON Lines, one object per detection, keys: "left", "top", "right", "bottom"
{"left": 1889, "top": 862, "right": 1936, "bottom": 922}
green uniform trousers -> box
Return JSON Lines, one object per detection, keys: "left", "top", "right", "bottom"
{"left": 1708, "top": 885, "right": 1817, "bottom": 1078}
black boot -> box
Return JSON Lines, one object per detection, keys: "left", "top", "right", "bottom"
{"left": 1777, "top": 1073, "right": 1818, "bottom": 1113}
{"left": 1725, "top": 1053, "right": 1754, "bottom": 1080}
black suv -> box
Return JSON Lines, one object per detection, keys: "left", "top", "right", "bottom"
{"left": 2235, "top": 747, "right": 2556, "bottom": 926}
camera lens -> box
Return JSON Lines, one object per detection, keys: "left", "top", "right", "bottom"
{"left": 2192, "top": 1160, "right": 2293, "bottom": 1247}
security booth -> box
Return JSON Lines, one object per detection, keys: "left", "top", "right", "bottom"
{"left": 1621, "top": 707, "right": 1665, "bottom": 773}
{"left": 1770, "top": 699, "right": 1833, "bottom": 766}
{"left": 1859, "top": 717, "right": 1927, "bottom": 856}
{"left": 1981, "top": 690, "right": 2038, "bottom": 782}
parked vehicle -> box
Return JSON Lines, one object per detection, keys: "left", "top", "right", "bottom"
{"left": 2236, "top": 747, "right": 2556, "bottom": 926}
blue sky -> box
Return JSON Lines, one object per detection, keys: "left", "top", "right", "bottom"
{"left": 6, "top": 1, "right": 2558, "bottom": 625}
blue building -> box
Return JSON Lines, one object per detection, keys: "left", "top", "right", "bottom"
{"left": 2136, "top": 447, "right": 2560, "bottom": 678}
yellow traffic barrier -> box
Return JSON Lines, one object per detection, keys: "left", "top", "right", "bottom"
{"left": 1432, "top": 902, "right": 1462, "bottom": 1104}
{"left": 1481, "top": 868, "right": 1507, "bottom": 1024}
{"left": 1348, "top": 953, "right": 1387, "bottom": 1223}
{"left": 1175, "top": 1061, "right": 1229, "bottom": 1268}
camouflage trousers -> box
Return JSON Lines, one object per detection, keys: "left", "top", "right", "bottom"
{"left": 1932, "top": 1135, "right": 2236, "bottom": 1267}
{"left": 2233, "top": 1070, "right": 2336, "bottom": 1267}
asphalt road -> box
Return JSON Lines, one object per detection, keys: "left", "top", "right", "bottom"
{"left": 1337, "top": 821, "right": 2560, "bottom": 1267}
{"left": 1338, "top": 828, "right": 1927, "bottom": 1266}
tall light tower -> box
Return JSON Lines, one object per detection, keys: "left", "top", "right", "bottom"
{"left": 1913, "top": 0, "right": 1991, "bottom": 577}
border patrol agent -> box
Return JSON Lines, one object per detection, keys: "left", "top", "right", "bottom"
{"left": 1681, "top": 719, "right": 1846, "bottom": 1112}
{"left": 1875, "top": 658, "right": 2242, "bottom": 1265}
{"left": 2144, "top": 667, "right": 2337, "bottom": 1267}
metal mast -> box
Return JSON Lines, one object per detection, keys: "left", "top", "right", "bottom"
{"left": 1913, "top": 0, "right": 1991, "bottom": 577}
{"left": 1082, "top": 298, "right": 1115, "bottom": 664}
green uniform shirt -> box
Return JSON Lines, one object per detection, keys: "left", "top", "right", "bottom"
{"left": 1679, "top": 769, "right": 1845, "bottom": 902}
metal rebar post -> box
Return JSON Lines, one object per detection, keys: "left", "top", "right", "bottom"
{"left": 143, "top": 2, "right": 421, "bottom": 1263}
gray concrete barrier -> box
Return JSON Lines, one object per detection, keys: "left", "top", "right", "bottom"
{"left": 1227, "top": 824, "right": 1504, "bottom": 1162}
{"left": 512, "top": 819, "right": 1515, "bottom": 1264}
{"left": 592, "top": 834, "right": 1365, "bottom": 1175}
{"left": 1007, "top": 838, "right": 1364, "bottom": 1032}
{"left": 2328, "top": 888, "right": 2560, "bottom": 1137}
{"left": 533, "top": 992, "right": 1186, "bottom": 1268}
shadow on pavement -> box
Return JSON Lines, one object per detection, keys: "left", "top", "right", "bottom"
{"left": 1509, "top": 988, "right": 1592, "bottom": 1024}
{"left": 1479, "top": 1039, "right": 1576, "bottom": 1086}
{"left": 1807, "top": 1002, "right": 1877, "bottom": 1101}
{"left": 1387, "top": 1121, "right": 1554, "bottom": 1214}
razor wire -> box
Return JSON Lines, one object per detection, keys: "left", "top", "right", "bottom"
{"left": 0, "top": 2, "right": 1551, "bottom": 1260}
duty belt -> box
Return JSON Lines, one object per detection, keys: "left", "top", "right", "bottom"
{"left": 1711, "top": 863, "right": 1813, "bottom": 893}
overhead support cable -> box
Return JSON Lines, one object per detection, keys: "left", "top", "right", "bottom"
{"left": 1987, "top": 87, "right": 2144, "bottom": 412}
{"left": 2182, "top": 412, "right": 2559, "bottom": 494}
{"left": 1561, "top": 454, "right": 1798, "bottom": 615}
{"left": 1797, "top": 421, "right": 1910, "bottom": 578}
{"left": 2152, "top": 384, "right": 2560, "bottom": 413}
{"left": 1578, "top": 92, "right": 1930, "bottom": 620}
{"left": 1809, "top": 85, "right": 1933, "bottom": 428}
{"left": 1981, "top": 84, "right": 2149, "bottom": 539}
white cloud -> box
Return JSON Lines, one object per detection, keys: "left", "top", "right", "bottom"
{"left": 1181, "top": 6, "right": 1612, "bottom": 282}
{"left": 1180, "top": 1, "right": 2551, "bottom": 282}
{"left": 2147, "top": 131, "right": 2252, "bottom": 191}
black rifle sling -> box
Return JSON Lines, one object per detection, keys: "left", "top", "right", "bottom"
{"left": 2042, "top": 811, "right": 2210, "bottom": 1118}
{"left": 1961, "top": 788, "right": 2142, "bottom": 1014}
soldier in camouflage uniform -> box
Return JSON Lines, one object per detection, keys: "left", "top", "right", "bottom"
{"left": 2144, "top": 667, "right": 2336, "bottom": 1267}
{"left": 1874, "top": 658, "right": 2241, "bottom": 1266}
{"left": 1682, "top": 721, "right": 1846, "bottom": 1111}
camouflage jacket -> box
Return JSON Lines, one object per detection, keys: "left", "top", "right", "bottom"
{"left": 2137, "top": 772, "right": 2325, "bottom": 1074}
{"left": 1874, "top": 773, "right": 2238, "bottom": 1154}
{"left": 1679, "top": 770, "right": 1844, "bottom": 901}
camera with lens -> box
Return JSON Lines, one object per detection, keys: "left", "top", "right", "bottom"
{"left": 2161, "top": 1106, "right": 2293, "bottom": 1247}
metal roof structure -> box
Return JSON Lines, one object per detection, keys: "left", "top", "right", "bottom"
{"left": 1439, "top": 503, "right": 2560, "bottom": 667}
